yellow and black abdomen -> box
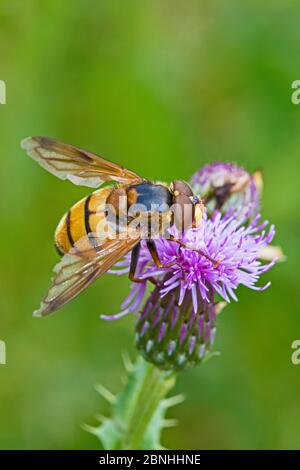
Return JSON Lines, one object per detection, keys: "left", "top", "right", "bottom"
{"left": 54, "top": 186, "right": 112, "bottom": 255}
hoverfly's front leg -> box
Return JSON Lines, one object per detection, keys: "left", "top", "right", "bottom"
{"left": 129, "top": 240, "right": 181, "bottom": 285}
{"left": 168, "top": 234, "right": 220, "bottom": 268}
{"left": 146, "top": 240, "right": 179, "bottom": 269}
{"left": 128, "top": 242, "right": 157, "bottom": 285}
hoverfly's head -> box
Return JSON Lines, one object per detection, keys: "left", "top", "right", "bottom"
{"left": 171, "top": 180, "right": 204, "bottom": 232}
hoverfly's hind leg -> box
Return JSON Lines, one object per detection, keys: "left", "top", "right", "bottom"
{"left": 146, "top": 240, "right": 179, "bottom": 269}
{"left": 168, "top": 234, "right": 220, "bottom": 268}
{"left": 128, "top": 242, "right": 157, "bottom": 285}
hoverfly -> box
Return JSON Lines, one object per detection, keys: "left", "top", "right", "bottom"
{"left": 21, "top": 136, "right": 215, "bottom": 317}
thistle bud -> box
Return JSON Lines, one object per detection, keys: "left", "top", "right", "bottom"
{"left": 190, "top": 162, "right": 262, "bottom": 220}
{"left": 135, "top": 279, "right": 217, "bottom": 371}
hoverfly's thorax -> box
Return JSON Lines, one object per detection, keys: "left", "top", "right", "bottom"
{"left": 127, "top": 183, "right": 173, "bottom": 212}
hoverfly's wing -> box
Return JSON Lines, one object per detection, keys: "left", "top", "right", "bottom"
{"left": 34, "top": 233, "right": 140, "bottom": 317}
{"left": 21, "top": 136, "right": 143, "bottom": 188}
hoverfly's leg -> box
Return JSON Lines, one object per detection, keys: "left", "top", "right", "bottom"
{"left": 128, "top": 243, "right": 157, "bottom": 285}
{"left": 146, "top": 240, "right": 179, "bottom": 269}
{"left": 168, "top": 235, "right": 220, "bottom": 268}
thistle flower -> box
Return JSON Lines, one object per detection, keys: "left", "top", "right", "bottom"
{"left": 103, "top": 163, "right": 278, "bottom": 371}
{"left": 104, "top": 215, "right": 276, "bottom": 370}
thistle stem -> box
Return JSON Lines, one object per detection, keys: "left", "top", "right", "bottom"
{"left": 122, "top": 360, "right": 175, "bottom": 450}
{"left": 90, "top": 356, "right": 176, "bottom": 450}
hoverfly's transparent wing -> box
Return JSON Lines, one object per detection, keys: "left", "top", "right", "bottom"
{"left": 34, "top": 233, "right": 140, "bottom": 317}
{"left": 21, "top": 136, "right": 143, "bottom": 188}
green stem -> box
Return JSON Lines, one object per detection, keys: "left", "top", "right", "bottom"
{"left": 122, "top": 360, "right": 175, "bottom": 450}
{"left": 89, "top": 356, "right": 177, "bottom": 450}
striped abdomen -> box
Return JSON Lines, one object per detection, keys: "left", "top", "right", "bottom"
{"left": 55, "top": 186, "right": 112, "bottom": 255}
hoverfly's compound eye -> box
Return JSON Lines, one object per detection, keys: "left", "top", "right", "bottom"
{"left": 172, "top": 180, "right": 194, "bottom": 197}
{"left": 173, "top": 194, "right": 193, "bottom": 232}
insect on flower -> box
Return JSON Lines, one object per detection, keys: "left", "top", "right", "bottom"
{"left": 105, "top": 162, "right": 280, "bottom": 369}
{"left": 21, "top": 136, "right": 219, "bottom": 317}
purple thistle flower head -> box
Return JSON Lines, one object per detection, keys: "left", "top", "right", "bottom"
{"left": 137, "top": 212, "right": 275, "bottom": 308}
{"left": 107, "top": 211, "right": 275, "bottom": 317}
{"left": 103, "top": 162, "right": 280, "bottom": 371}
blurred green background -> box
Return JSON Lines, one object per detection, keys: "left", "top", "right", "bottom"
{"left": 0, "top": 0, "right": 299, "bottom": 450}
